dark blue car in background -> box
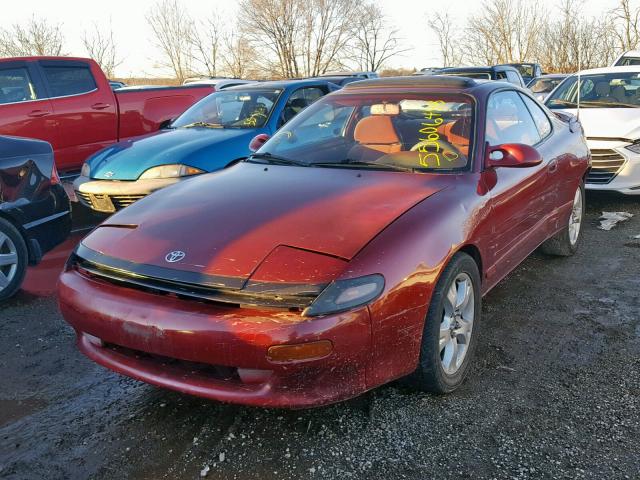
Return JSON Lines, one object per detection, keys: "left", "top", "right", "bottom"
{"left": 74, "top": 79, "right": 339, "bottom": 213}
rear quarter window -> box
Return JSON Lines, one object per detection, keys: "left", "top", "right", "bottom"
{"left": 42, "top": 65, "right": 97, "bottom": 97}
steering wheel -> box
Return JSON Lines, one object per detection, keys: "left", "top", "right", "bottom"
{"left": 410, "top": 138, "right": 461, "bottom": 168}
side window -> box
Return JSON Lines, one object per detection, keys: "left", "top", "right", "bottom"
{"left": 281, "top": 87, "right": 326, "bottom": 125}
{"left": 496, "top": 71, "right": 507, "bottom": 80}
{"left": 486, "top": 90, "right": 541, "bottom": 146}
{"left": 505, "top": 70, "right": 521, "bottom": 85}
{"left": 0, "top": 68, "right": 38, "bottom": 104}
{"left": 42, "top": 65, "right": 97, "bottom": 97}
{"left": 520, "top": 94, "right": 552, "bottom": 139}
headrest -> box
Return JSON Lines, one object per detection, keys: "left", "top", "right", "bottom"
{"left": 354, "top": 116, "right": 400, "bottom": 145}
{"left": 595, "top": 82, "right": 611, "bottom": 96}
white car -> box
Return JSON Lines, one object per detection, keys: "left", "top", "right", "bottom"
{"left": 545, "top": 66, "right": 640, "bottom": 195}
{"left": 612, "top": 50, "right": 640, "bottom": 66}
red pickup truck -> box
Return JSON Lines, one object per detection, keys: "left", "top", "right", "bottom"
{"left": 0, "top": 57, "right": 214, "bottom": 173}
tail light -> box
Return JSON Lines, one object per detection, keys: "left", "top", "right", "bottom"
{"left": 51, "top": 164, "right": 61, "bottom": 185}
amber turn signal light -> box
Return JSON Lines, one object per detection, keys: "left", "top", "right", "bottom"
{"left": 267, "top": 340, "right": 333, "bottom": 363}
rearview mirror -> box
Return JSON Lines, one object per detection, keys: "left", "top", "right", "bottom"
{"left": 249, "top": 133, "right": 271, "bottom": 152}
{"left": 486, "top": 143, "right": 542, "bottom": 168}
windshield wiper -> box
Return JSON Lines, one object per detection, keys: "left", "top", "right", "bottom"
{"left": 181, "top": 121, "right": 224, "bottom": 129}
{"left": 579, "top": 100, "right": 640, "bottom": 108}
{"left": 548, "top": 99, "right": 577, "bottom": 107}
{"left": 247, "top": 152, "right": 309, "bottom": 167}
{"left": 313, "top": 161, "right": 415, "bottom": 172}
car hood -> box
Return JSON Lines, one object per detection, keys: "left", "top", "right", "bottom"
{"left": 88, "top": 127, "right": 263, "bottom": 180}
{"left": 555, "top": 108, "right": 640, "bottom": 141}
{"left": 81, "top": 162, "right": 448, "bottom": 288}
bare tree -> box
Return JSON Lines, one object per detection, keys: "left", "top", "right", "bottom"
{"left": 429, "top": 13, "right": 463, "bottom": 67}
{"left": 350, "top": 2, "right": 409, "bottom": 71}
{"left": 147, "top": 0, "right": 194, "bottom": 83}
{"left": 465, "top": 0, "right": 544, "bottom": 64}
{"left": 0, "top": 16, "right": 65, "bottom": 57}
{"left": 188, "top": 14, "right": 222, "bottom": 77}
{"left": 538, "top": 0, "right": 616, "bottom": 72}
{"left": 239, "top": 0, "right": 359, "bottom": 78}
{"left": 609, "top": 0, "right": 640, "bottom": 52}
{"left": 82, "top": 21, "right": 122, "bottom": 78}
{"left": 221, "top": 31, "right": 259, "bottom": 78}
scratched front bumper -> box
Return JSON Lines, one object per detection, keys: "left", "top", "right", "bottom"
{"left": 58, "top": 268, "right": 372, "bottom": 408}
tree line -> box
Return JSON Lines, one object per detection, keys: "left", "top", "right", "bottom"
{"left": 1, "top": 0, "right": 639, "bottom": 81}
{"left": 433, "top": 0, "right": 640, "bottom": 73}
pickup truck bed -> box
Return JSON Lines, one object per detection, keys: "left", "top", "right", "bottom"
{"left": 0, "top": 57, "right": 214, "bottom": 173}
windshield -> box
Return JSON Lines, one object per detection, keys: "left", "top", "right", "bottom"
{"left": 546, "top": 72, "right": 640, "bottom": 108}
{"left": 511, "top": 64, "right": 534, "bottom": 78}
{"left": 172, "top": 89, "right": 282, "bottom": 128}
{"left": 528, "top": 77, "right": 563, "bottom": 94}
{"left": 617, "top": 57, "right": 640, "bottom": 66}
{"left": 254, "top": 93, "right": 474, "bottom": 172}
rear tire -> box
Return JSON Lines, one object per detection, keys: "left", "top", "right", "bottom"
{"left": 541, "top": 182, "right": 584, "bottom": 257}
{"left": 0, "top": 218, "right": 28, "bottom": 302}
{"left": 408, "top": 252, "right": 482, "bottom": 394}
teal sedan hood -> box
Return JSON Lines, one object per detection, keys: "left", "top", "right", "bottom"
{"left": 87, "top": 127, "right": 265, "bottom": 180}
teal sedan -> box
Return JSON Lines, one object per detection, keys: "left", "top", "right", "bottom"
{"left": 74, "top": 79, "right": 339, "bottom": 212}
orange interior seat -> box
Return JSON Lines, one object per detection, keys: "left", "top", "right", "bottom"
{"left": 353, "top": 116, "right": 402, "bottom": 154}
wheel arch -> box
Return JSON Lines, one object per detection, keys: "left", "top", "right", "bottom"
{"left": 457, "top": 243, "right": 483, "bottom": 284}
{"left": 0, "top": 210, "right": 36, "bottom": 263}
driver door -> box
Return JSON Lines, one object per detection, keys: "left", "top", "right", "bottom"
{"left": 484, "top": 90, "right": 554, "bottom": 285}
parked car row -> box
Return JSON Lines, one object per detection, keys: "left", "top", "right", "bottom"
{"left": 3, "top": 50, "right": 638, "bottom": 410}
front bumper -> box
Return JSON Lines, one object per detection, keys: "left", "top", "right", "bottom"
{"left": 585, "top": 142, "right": 640, "bottom": 195}
{"left": 58, "top": 267, "right": 372, "bottom": 408}
{"left": 73, "top": 175, "right": 182, "bottom": 212}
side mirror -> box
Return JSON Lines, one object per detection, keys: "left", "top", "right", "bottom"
{"left": 159, "top": 118, "right": 174, "bottom": 130}
{"left": 249, "top": 133, "right": 271, "bottom": 152}
{"left": 486, "top": 143, "right": 542, "bottom": 168}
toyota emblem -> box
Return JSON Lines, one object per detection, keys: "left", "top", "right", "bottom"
{"left": 165, "top": 251, "right": 186, "bottom": 263}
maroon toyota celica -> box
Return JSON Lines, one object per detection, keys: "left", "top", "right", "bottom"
{"left": 58, "top": 76, "right": 590, "bottom": 408}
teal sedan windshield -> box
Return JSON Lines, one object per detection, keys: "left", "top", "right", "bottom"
{"left": 172, "top": 89, "right": 282, "bottom": 129}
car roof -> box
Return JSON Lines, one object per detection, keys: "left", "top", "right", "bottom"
{"left": 225, "top": 78, "right": 333, "bottom": 90}
{"left": 342, "top": 75, "right": 485, "bottom": 90}
{"left": 573, "top": 65, "right": 640, "bottom": 75}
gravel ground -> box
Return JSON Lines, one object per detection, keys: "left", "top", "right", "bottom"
{"left": 0, "top": 193, "right": 639, "bottom": 480}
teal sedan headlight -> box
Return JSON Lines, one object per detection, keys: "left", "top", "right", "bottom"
{"left": 80, "top": 163, "right": 90, "bottom": 177}
{"left": 139, "top": 164, "right": 205, "bottom": 179}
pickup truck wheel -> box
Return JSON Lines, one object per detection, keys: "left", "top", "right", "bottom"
{"left": 541, "top": 182, "right": 584, "bottom": 257}
{"left": 408, "top": 252, "right": 481, "bottom": 394}
{"left": 0, "top": 218, "right": 28, "bottom": 301}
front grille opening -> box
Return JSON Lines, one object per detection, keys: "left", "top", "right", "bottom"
{"left": 76, "top": 263, "right": 243, "bottom": 310}
{"left": 73, "top": 257, "right": 315, "bottom": 311}
{"left": 105, "top": 342, "right": 241, "bottom": 383}
{"left": 588, "top": 149, "right": 626, "bottom": 184}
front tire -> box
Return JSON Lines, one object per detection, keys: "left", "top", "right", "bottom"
{"left": 0, "top": 218, "right": 28, "bottom": 302}
{"left": 540, "top": 182, "right": 584, "bottom": 257}
{"left": 409, "top": 252, "right": 482, "bottom": 394}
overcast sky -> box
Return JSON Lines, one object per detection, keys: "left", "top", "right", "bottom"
{"left": 2, "top": 0, "right": 624, "bottom": 77}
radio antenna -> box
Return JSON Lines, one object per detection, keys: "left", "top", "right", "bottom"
{"left": 576, "top": 39, "right": 581, "bottom": 119}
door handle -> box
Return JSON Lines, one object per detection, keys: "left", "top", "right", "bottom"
{"left": 548, "top": 159, "right": 558, "bottom": 173}
{"left": 27, "top": 109, "right": 50, "bottom": 118}
{"left": 91, "top": 103, "right": 111, "bottom": 110}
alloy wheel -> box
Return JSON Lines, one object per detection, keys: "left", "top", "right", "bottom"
{"left": 0, "top": 231, "right": 19, "bottom": 292}
{"left": 568, "top": 187, "right": 583, "bottom": 246}
{"left": 439, "top": 273, "right": 475, "bottom": 375}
